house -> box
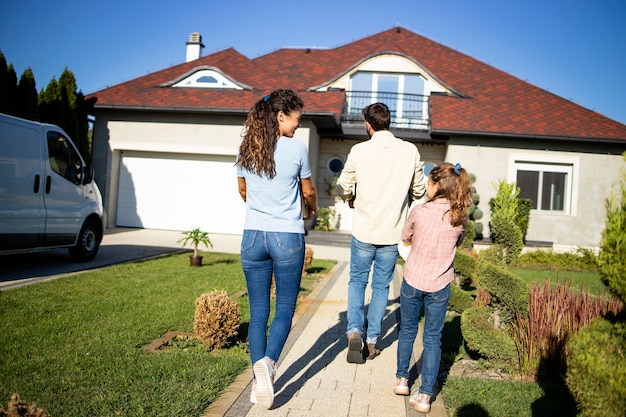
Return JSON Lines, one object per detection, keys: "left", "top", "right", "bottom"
{"left": 88, "top": 27, "right": 626, "bottom": 252}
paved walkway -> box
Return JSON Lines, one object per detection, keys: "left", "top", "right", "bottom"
{"left": 1, "top": 228, "right": 447, "bottom": 416}
{"left": 203, "top": 240, "right": 447, "bottom": 417}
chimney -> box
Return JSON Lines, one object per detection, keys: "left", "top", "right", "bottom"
{"left": 186, "top": 32, "right": 204, "bottom": 62}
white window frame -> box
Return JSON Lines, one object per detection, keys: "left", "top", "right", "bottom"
{"left": 508, "top": 153, "right": 579, "bottom": 216}
{"left": 172, "top": 69, "right": 242, "bottom": 89}
{"left": 347, "top": 72, "right": 427, "bottom": 127}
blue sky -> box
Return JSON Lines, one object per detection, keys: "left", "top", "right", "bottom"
{"left": 1, "top": 0, "right": 625, "bottom": 124}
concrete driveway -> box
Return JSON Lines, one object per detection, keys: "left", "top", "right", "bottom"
{"left": 0, "top": 228, "right": 243, "bottom": 291}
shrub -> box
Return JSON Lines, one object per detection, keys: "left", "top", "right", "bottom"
{"left": 516, "top": 198, "right": 532, "bottom": 242}
{"left": 510, "top": 279, "right": 623, "bottom": 381}
{"left": 460, "top": 305, "right": 517, "bottom": 365}
{"left": 314, "top": 207, "right": 337, "bottom": 231}
{"left": 193, "top": 290, "right": 240, "bottom": 351}
{"left": 303, "top": 246, "right": 314, "bottom": 272}
{"left": 477, "top": 259, "right": 529, "bottom": 316}
{"left": 598, "top": 152, "right": 626, "bottom": 303}
{"left": 567, "top": 318, "right": 626, "bottom": 417}
{"left": 477, "top": 243, "right": 506, "bottom": 266}
{"left": 511, "top": 248, "right": 598, "bottom": 271}
{"left": 449, "top": 284, "right": 474, "bottom": 314}
{"left": 459, "top": 220, "right": 476, "bottom": 250}
{"left": 489, "top": 180, "right": 523, "bottom": 264}
{"left": 454, "top": 249, "right": 476, "bottom": 286}
{"left": 0, "top": 394, "right": 49, "bottom": 417}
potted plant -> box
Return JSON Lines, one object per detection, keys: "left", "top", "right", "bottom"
{"left": 178, "top": 227, "right": 213, "bottom": 266}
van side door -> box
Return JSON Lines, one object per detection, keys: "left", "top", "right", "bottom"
{"left": 0, "top": 118, "right": 46, "bottom": 250}
{"left": 43, "top": 131, "right": 85, "bottom": 246}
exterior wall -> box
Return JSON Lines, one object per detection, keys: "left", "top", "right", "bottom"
{"left": 317, "top": 136, "right": 447, "bottom": 231}
{"left": 92, "top": 110, "right": 315, "bottom": 228}
{"left": 446, "top": 136, "right": 626, "bottom": 251}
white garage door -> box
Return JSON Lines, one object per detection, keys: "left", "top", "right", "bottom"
{"left": 117, "top": 152, "right": 245, "bottom": 234}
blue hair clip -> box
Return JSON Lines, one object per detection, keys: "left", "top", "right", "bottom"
{"left": 454, "top": 163, "right": 461, "bottom": 175}
{"left": 263, "top": 95, "right": 270, "bottom": 102}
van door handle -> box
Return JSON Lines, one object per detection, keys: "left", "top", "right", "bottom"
{"left": 46, "top": 176, "right": 51, "bottom": 194}
{"left": 34, "top": 175, "right": 40, "bottom": 193}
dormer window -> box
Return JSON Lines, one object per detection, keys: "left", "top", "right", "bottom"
{"left": 347, "top": 71, "right": 428, "bottom": 128}
{"left": 172, "top": 69, "right": 242, "bottom": 89}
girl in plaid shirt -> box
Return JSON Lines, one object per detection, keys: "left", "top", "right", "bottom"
{"left": 394, "top": 162, "right": 473, "bottom": 414}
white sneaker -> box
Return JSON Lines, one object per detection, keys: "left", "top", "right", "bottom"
{"left": 253, "top": 357, "right": 275, "bottom": 408}
{"left": 409, "top": 392, "right": 431, "bottom": 413}
{"left": 250, "top": 381, "right": 257, "bottom": 404}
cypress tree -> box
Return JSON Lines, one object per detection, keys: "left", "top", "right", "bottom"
{"left": 59, "top": 68, "right": 79, "bottom": 141}
{"left": 38, "top": 78, "right": 63, "bottom": 127}
{"left": 3, "top": 62, "right": 19, "bottom": 116}
{"left": 15, "top": 67, "right": 39, "bottom": 120}
{"left": 0, "top": 50, "right": 10, "bottom": 113}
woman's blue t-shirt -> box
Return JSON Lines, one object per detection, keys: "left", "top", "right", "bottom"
{"left": 237, "top": 137, "right": 312, "bottom": 234}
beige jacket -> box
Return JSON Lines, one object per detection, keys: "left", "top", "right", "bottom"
{"left": 336, "top": 130, "right": 426, "bottom": 244}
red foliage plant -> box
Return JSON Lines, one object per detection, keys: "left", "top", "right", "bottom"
{"left": 510, "top": 279, "right": 623, "bottom": 381}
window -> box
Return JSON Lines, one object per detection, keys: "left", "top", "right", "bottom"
{"left": 326, "top": 156, "right": 344, "bottom": 175}
{"left": 514, "top": 162, "right": 573, "bottom": 213}
{"left": 347, "top": 71, "right": 427, "bottom": 127}
{"left": 172, "top": 69, "right": 242, "bottom": 89}
{"left": 47, "top": 132, "right": 83, "bottom": 184}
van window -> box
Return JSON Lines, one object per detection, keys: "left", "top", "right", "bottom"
{"left": 47, "top": 132, "right": 82, "bottom": 184}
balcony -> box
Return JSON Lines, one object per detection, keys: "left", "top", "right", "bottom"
{"left": 341, "top": 91, "right": 430, "bottom": 131}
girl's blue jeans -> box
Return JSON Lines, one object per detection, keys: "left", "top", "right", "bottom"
{"left": 396, "top": 279, "right": 450, "bottom": 396}
{"left": 241, "top": 230, "right": 305, "bottom": 366}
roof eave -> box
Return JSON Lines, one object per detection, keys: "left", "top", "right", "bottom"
{"left": 432, "top": 128, "right": 626, "bottom": 144}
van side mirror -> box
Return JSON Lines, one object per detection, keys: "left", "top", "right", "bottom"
{"left": 83, "top": 164, "right": 94, "bottom": 185}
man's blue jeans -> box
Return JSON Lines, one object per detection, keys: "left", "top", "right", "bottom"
{"left": 347, "top": 236, "right": 399, "bottom": 344}
{"left": 241, "top": 230, "right": 305, "bottom": 366}
{"left": 396, "top": 279, "right": 450, "bottom": 396}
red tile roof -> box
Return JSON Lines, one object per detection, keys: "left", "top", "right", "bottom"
{"left": 88, "top": 27, "right": 626, "bottom": 142}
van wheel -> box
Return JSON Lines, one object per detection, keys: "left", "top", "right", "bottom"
{"left": 69, "top": 219, "right": 101, "bottom": 262}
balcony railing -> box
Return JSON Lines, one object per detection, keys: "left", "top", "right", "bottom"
{"left": 341, "top": 91, "right": 430, "bottom": 130}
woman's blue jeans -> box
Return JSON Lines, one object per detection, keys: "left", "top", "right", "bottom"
{"left": 396, "top": 279, "right": 450, "bottom": 396}
{"left": 241, "top": 230, "right": 305, "bottom": 366}
{"left": 347, "top": 236, "right": 399, "bottom": 344}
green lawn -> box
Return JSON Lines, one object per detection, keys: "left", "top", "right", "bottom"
{"left": 511, "top": 268, "right": 608, "bottom": 295}
{"left": 0, "top": 252, "right": 335, "bottom": 416}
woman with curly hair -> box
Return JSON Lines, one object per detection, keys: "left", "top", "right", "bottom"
{"left": 236, "top": 89, "right": 318, "bottom": 409}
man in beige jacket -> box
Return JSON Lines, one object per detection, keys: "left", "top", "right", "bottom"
{"left": 336, "top": 102, "right": 426, "bottom": 363}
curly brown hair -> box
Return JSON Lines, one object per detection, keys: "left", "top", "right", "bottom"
{"left": 429, "top": 162, "right": 473, "bottom": 226}
{"left": 236, "top": 89, "right": 304, "bottom": 178}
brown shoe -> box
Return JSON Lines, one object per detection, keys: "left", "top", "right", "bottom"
{"left": 347, "top": 332, "right": 365, "bottom": 364}
{"left": 365, "top": 343, "right": 380, "bottom": 359}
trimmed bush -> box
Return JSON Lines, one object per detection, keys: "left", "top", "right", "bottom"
{"left": 512, "top": 248, "right": 598, "bottom": 271}
{"left": 454, "top": 249, "right": 476, "bottom": 286}
{"left": 460, "top": 305, "right": 517, "bottom": 364}
{"left": 449, "top": 284, "right": 474, "bottom": 314}
{"left": 193, "top": 290, "right": 240, "bottom": 351}
{"left": 0, "top": 394, "right": 49, "bottom": 417}
{"left": 489, "top": 180, "right": 523, "bottom": 264}
{"left": 459, "top": 220, "right": 476, "bottom": 250}
{"left": 598, "top": 152, "right": 626, "bottom": 303}
{"left": 567, "top": 318, "right": 626, "bottom": 417}
{"left": 477, "top": 259, "right": 529, "bottom": 316}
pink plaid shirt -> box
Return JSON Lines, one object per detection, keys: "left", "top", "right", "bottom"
{"left": 401, "top": 199, "right": 466, "bottom": 292}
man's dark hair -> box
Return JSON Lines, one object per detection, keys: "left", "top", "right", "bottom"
{"left": 362, "top": 102, "right": 391, "bottom": 131}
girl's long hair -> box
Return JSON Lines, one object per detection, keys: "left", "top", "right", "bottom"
{"left": 236, "top": 89, "right": 303, "bottom": 178}
{"left": 429, "top": 162, "right": 473, "bottom": 226}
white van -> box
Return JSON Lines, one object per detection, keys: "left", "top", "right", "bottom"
{"left": 0, "top": 113, "right": 104, "bottom": 261}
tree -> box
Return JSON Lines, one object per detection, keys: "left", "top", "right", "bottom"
{"left": 0, "top": 54, "right": 19, "bottom": 115}
{"left": 38, "top": 78, "right": 63, "bottom": 126}
{"left": 16, "top": 67, "right": 39, "bottom": 120}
